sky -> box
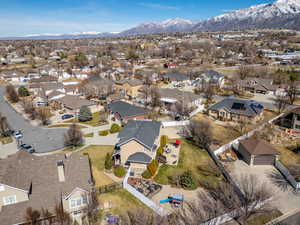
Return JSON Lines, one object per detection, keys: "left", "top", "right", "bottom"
{"left": 0, "top": 0, "right": 273, "bottom": 37}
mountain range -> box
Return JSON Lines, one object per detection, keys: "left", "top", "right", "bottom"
{"left": 1, "top": 0, "right": 300, "bottom": 40}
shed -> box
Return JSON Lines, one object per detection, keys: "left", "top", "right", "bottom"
{"left": 238, "top": 138, "right": 280, "bottom": 166}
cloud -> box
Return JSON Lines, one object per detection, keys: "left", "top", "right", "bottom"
{"left": 139, "top": 2, "right": 179, "bottom": 10}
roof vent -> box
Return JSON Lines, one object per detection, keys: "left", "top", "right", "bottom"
{"left": 57, "top": 160, "right": 65, "bottom": 182}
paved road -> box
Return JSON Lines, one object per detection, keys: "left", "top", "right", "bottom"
{"left": 0, "top": 86, "right": 66, "bottom": 153}
{"left": 281, "top": 212, "right": 300, "bottom": 225}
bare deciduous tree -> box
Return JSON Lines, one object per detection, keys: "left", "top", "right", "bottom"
{"left": 183, "top": 119, "right": 213, "bottom": 149}
{"left": 273, "top": 95, "right": 288, "bottom": 114}
{"left": 6, "top": 84, "right": 19, "bottom": 103}
{"left": 36, "top": 107, "right": 51, "bottom": 125}
{"left": 64, "top": 123, "right": 83, "bottom": 147}
{"left": 0, "top": 113, "right": 11, "bottom": 136}
{"left": 24, "top": 207, "right": 41, "bottom": 225}
{"left": 54, "top": 202, "right": 71, "bottom": 225}
{"left": 236, "top": 65, "right": 253, "bottom": 80}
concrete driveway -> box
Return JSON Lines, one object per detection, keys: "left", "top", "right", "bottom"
{"left": 230, "top": 160, "right": 300, "bottom": 213}
{"left": 0, "top": 86, "right": 66, "bottom": 153}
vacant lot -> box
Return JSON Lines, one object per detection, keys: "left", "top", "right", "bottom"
{"left": 80, "top": 145, "right": 115, "bottom": 186}
{"left": 154, "top": 139, "right": 223, "bottom": 187}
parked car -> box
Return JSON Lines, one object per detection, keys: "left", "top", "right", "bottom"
{"left": 14, "top": 130, "right": 23, "bottom": 139}
{"left": 61, "top": 114, "right": 74, "bottom": 120}
{"left": 19, "top": 144, "right": 35, "bottom": 153}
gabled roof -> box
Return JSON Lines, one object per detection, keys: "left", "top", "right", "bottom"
{"left": 201, "top": 70, "right": 224, "bottom": 79}
{"left": 240, "top": 138, "right": 280, "bottom": 155}
{"left": 0, "top": 151, "right": 92, "bottom": 225}
{"left": 57, "top": 95, "right": 95, "bottom": 110}
{"left": 162, "top": 73, "right": 189, "bottom": 81}
{"left": 127, "top": 152, "right": 152, "bottom": 164}
{"left": 107, "top": 101, "right": 146, "bottom": 119}
{"left": 115, "top": 79, "right": 143, "bottom": 86}
{"left": 209, "top": 98, "right": 264, "bottom": 117}
{"left": 117, "top": 120, "right": 161, "bottom": 151}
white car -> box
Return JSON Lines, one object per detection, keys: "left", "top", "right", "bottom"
{"left": 14, "top": 131, "right": 23, "bottom": 139}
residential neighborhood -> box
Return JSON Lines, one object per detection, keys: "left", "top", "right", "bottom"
{"left": 1, "top": 6, "right": 300, "bottom": 225}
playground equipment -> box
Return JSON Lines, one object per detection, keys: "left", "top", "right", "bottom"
{"left": 159, "top": 194, "right": 183, "bottom": 208}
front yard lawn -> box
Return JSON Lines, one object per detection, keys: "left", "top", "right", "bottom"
{"left": 84, "top": 132, "right": 94, "bottom": 138}
{"left": 80, "top": 145, "right": 115, "bottom": 186}
{"left": 48, "top": 124, "right": 87, "bottom": 129}
{"left": 154, "top": 139, "right": 224, "bottom": 187}
{"left": 0, "top": 136, "right": 13, "bottom": 145}
{"left": 66, "top": 111, "right": 108, "bottom": 127}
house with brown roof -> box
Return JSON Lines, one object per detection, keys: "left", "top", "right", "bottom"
{"left": 0, "top": 151, "right": 93, "bottom": 225}
{"left": 56, "top": 95, "right": 100, "bottom": 113}
{"left": 114, "top": 79, "right": 144, "bottom": 99}
{"left": 237, "top": 137, "right": 280, "bottom": 166}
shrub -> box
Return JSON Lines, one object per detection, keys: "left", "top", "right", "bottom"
{"left": 142, "top": 169, "right": 152, "bottom": 179}
{"left": 157, "top": 146, "right": 164, "bottom": 156}
{"left": 99, "top": 130, "right": 109, "bottom": 136}
{"left": 110, "top": 123, "right": 120, "bottom": 133}
{"left": 179, "top": 170, "right": 197, "bottom": 190}
{"left": 147, "top": 159, "right": 159, "bottom": 176}
{"left": 160, "top": 135, "right": 168, "bottom": 147}
{"left": 104, "top": 153, "right": 113, "bottom": 170}
{"left": 114, "top": 166, "right": 126, "bottom": 177}
{"left": 18, "top": 86, "right": 30, "bottom": 97}
{"left": 6, "top": 85, "right": 19, "bottom": 103}
{"left": 78, "top": 105, "right": 92, "bottom": 122}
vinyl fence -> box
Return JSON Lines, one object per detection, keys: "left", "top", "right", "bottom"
{"left": 162, "top": 120, "right": 190, "bottom": 127}
{"left": 123, "top": 168, "right": 170, "bottom": 217}
{"left": 275, "top": 161, "right": 300, "bottom": 189}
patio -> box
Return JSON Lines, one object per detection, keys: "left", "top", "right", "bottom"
{"left": 163, "top": 141, "right": 181, "bottom": 166}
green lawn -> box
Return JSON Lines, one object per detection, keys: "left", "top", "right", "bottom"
{"left": 0, "top": 136, "right": 13, "bottom": 145}
{"left": 154, "top": 139, "right": 223, "bottom": 187}
{"left": 66, "top": 111, "right": 108, "bottom": 127}
{"left": 80, "top": 145, "right": 115, "bottom": 186}
{"left": 84, "top": 132, "right": 94, "bottom": 138}
{"left": 48, "top": 124, "right": 87, "bottom": 129}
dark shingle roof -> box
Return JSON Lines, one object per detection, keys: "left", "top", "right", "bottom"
{"left": 240, "top": 138, "right": 280, "bottom": 155}
{"left": 127, "top": 152, "right": 152, "bottom": 164}
{"left": 162, "top": 73, "right": 189, "bottom": 81}
{"left": 117, "top": 120, "right": 161, "bottom": 151}
{"left": 201, "top": 70, "right": 224, "bottom": 79}
{"left": 107, "top": 101, "right": 146, "bottom": 119}
{"left": 209, "top": 98, "right": 264, "bottom": 117}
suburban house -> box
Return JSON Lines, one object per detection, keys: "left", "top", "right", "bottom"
{"left": 275, "top": 107, "right": 300, "bottom": 134}
{"left": 161, "top": 73, "right": 190, "bottom": 85}
{"left": 239, "top": 78, "right": 278, "bottom": 95}
{"left": 56, "top": 95, "right": 100, "bottom": 113}
{"left": 114, "top": 79, "right": 144, "bottom": 98}
{"left": 158, "top": 88, "right": 203, "bottom": 110}
{"left": 208, "top": 98, "right": 264, "bottom": 122}
{"left": 113, "top": 120, "right": 161, "bottom": 176}
{"left": 237, "top": 137, "right": 280, "bottom": 165}
{"left": 196, "top": 70, "right": 225, "bottom": 87}
{"left": 0, "top": 151, "right": 93, "bottom": 225}
{"left": 107, "top": 101, "right": 147, "bottom": 124}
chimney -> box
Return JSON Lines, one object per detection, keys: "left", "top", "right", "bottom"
{"left": 57, "top": 160, "right": 65, "bottom": 182}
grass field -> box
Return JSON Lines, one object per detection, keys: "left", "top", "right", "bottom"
{"left": 83, "top": 132, "right": 94, "bottom": 138}
{"left": 99, "top": 189, "right": 150, "bottom": 215}
{"left": 47, "top": 124, "right": 87, "bottom": 129}
{"left": 66, "top": 111, "right": 108, "bottom": 127}
{"left": 0, "top": 136, "right": 13, "bottom": 145}
{"left": 154, "top": 139, "right": 223, "bottom": 187}
{"left": 80, "top": 145, "right": 115, "bottom": 186}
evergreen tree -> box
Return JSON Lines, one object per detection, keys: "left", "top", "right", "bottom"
{"left": 18, "top": 86, "right": 30, "bottom": 97}
{"left": 78, "top": 105, "right": 92, "bottom": 122}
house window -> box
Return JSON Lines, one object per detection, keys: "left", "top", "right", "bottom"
{"left": 296, "top": 115, "right": 300, "bottom": 121}
{"left": 0, "top": 184, "right": 5, "bottom": 192}
{"left": 69, "top": 196, "right": 88, "bottom": 209}
{"left": 3, "top": 195, "right": 16, "bottom": 205}
{"left": 295, "top": 125, "right": 300, "bottom": 130}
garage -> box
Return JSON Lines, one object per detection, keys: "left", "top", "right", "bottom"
{"left": 238, "top": 137, "right": 280, "bottom": 166}
{"left": 252, "top": 155, "right": 276, "bottom": 165}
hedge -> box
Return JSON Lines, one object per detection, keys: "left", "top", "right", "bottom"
{"left": 110, "top": 123, "right": 121, "bottom": 133}
{"left": 114, "top": 166, "right": 126, "bottom": 178}
{"left": 147, "top": 159, "right": 159, "bottom": 176}
{"left": 160, "top": 135, "right": 168, "bottom": 148}
{"left": 99, "top": 130, "right": 109, "bottom": 136}
{"left": 142, "top": 169, "right": 152, "bottom": 179}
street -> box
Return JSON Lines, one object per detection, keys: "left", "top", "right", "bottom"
{"left": 0, "top": 86, "right": 66, "bottom": 153}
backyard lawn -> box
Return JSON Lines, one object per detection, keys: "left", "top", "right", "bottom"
{"left": 274, "top": 140, "right": 300, "bottom": 166}
{"left": 154, "top": 139, "right": 223, "bottom": 187}
{"left": 66, "top": 111, "right": 108, "bottom": 127}
{"left": 0, "top": 136, "right": 13, "bottom": 145}
{"left": 80, "top": 145, "right": 115, "bottom": 186}
{"left": 99, "top": 189, "right": 150, "bottom": 215}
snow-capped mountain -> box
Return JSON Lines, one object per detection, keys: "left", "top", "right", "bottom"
{"left": 0, "top": 32, "right": 117, "bottom": 40}
{"left": 192, "top": 0, "right": 300, "bottom": 31}
{"left": 121, "top": 18, "right": 196, "bottom": 35}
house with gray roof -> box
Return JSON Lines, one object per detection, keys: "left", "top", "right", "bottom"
{"left": 113, "top": 120, "right": 161, "bottom": 176}
{"left": 107, "top": 101, "right": 147, "bottom": 124}
{"left": 0, "top": 150, "right": 93, "bottom": 225}
{"left": 193, "top": 70, "right": 225, "bottom": 88}
{"left": 208, "top": 98, "right": 264, "bottom": 122}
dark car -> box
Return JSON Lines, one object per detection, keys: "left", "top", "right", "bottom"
{"left": 19, "top": 144, "right": 35, "bottom": 153}
{"left": 61, "top": 114, "right": 74, "bottom": 120}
